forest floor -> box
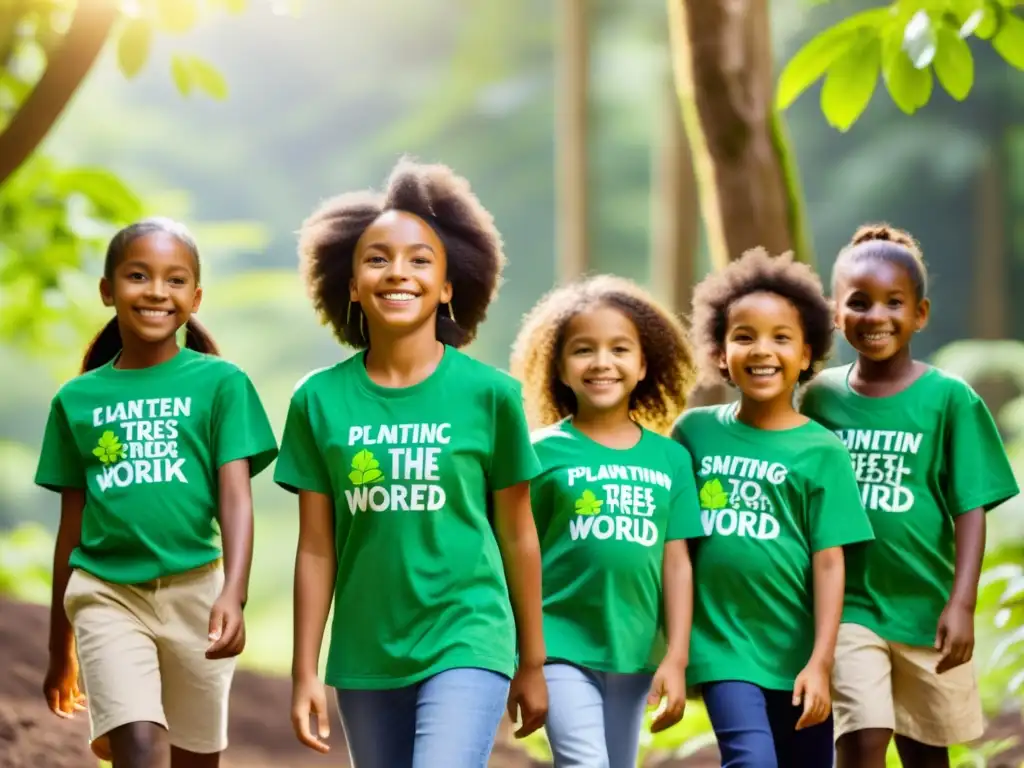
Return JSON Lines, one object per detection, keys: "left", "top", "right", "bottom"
{"left": 2, "top": 597, "right": 1021, "bottom": 768}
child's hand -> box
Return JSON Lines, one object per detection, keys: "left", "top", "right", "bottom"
{"left": 43, "top": 650, "right": 86, "bottom": 719}
{"left": 292, "top": 674, "right": 331, "bottom": 753}
{"left": 647, "top": 658, "right": 687, "bottom": 733}
{"left": 935, "top": 599, "right": 974, "bottom": 674}
{"left": 206, "top": 593, "right": 246, "bottom": 659}
{"left": 792, "top": 660, "right": 831, "bottom": 730}
{"left": 507, "top": 661, "right": 548, "bottom": 738}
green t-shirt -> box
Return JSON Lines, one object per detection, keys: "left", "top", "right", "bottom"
{"left": 531, "top": 420, "right": 704, "bottom": 674}
{"left": 274, "top": 346, "right": 542, "bottom": 690}
{"left": 34, "top": 348, "right": 279, "bottom": 584}
{"left": 671, "top": 404, "right": 875, "bottom": 691}
{"left": 800, "top": 364, "right": 1019, "bottom": 647}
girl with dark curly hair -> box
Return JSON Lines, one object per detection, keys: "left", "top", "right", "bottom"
{"left": 510, "top": 275, "right": 704, "bottom": 767}
{"left": 671, "top": 248, "right": 874, "bottom": 768}
{"left": 273, "top": 158, "right": 547, "bottom": 768}
{"left": 801, "top": 225, "right": 1018, "bottom": 768}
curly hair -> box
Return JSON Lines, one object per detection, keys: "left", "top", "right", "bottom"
{"left": 690, "top": 247, "right": 833, "bottom": 386}
{"left": 298, "top": 157, "right": 505, "bottom": 348}
{"left": 509, "top": 275, "right": 696, "bottom": 434}
{"left": 833, "top": 222, "right": 928, "bottom": 302}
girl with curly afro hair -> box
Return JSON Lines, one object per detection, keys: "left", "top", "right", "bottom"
{"left": 509, "top": 275, "right": 704, "bottom": 765}
{"left": 275, "top": 158, "right": 547, "bottom": 768}
{"left": 801, "top": 225, "right": 1018, "bottom": 767}
{"left": 671, "top": 248, "right": 874, "bottom": 768}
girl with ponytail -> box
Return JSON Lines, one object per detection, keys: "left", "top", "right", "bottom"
{"left": 36, "top": 217, "right": 278, "bottom": 768}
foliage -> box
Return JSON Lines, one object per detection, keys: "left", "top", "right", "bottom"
{"left": 776, "top": 0, "right": 1024, "bottom": 131}
{"left": 0, "top": 522, "right": 52, "bottom": 604}
{"left": 0, "top": 0, "right": 302, "bottom": 351}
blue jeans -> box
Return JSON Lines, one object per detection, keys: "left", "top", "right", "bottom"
{"left": 543, "top": 662, "right": 653, "bottom": 768}
{"left": 335, "top": 667, "right": 510, "bottom": 768}
{"left": 703, "top": 681, "right": 834, "bottom": 768}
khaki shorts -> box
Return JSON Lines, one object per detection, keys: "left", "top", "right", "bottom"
{"left": 64, "top": 560, "right": 236, "bottom": 754}
{"left": 831, "top": 622, "right": 983, "bottom": 747}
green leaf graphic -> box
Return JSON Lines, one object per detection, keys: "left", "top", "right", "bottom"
{"left": 348, "top": 449, "right": 384, "bottom": 486}
{"left": 92, "top": 430, "right": 126, "bottom": 465}
{"left": 574, "top": 489, "right": 603, "bottom": 515}
{"left": 699, "top": 479, "right": 729, "bottom": 510}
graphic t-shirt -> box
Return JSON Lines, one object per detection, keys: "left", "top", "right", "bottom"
{"left": 34, "top": 348, "right": 279, "bottom": 584}
{"left": 274, "top": 346, "right": 542, "bottom": 690}
{"left": 531, "top": 420, "right": 704, "bottom": 674}
{"left": 671, "top": 404, "right": 875, "bottom": 690}
{"left": 800, "top": 364, "right": 1019, "bottom": 646}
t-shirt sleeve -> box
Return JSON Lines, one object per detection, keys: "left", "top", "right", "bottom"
{"left": 488, "top": 380, "right": 542, "bottom": 492}
{"left": 34, "top": 395, "right": 86, "bottom": 492}
{"left": 945, "top": 380, "right": 1020, "bottom": 515}
{"left": 666, "top": 443, "right": 705, "bottom": 541}
{"left": 212, "top": 369, "right": 279, "bottom": 477}
{"left": 274, "top": 385, "right": 333, "bottom": 496}
{"left": 807, "top": 443, "right": 875, "bottom": 552}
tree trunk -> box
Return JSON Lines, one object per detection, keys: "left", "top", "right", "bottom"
{"left": 0, "top": 0, "right": 119, "bottom": 188}
{"left": 666, "top": 0, "right": 812, "bottom": 267}
{"left": 555, "top": 0, "right": 589, "bottom": 283}
{"left": 650, "top": 70, "right": 699, "bottom": 315}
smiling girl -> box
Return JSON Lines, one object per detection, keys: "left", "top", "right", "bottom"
{"left": 671, "top": 248, "right": 874, "bottom": 768}
{"left": 800, "top": 225, "right": 1019, "bottom": 768}
{"left": 276, "top": 159, "right": 547, "bottom": 768}
{"left": 36, "top": 217, "right": 278, "bottom": 768}
{"left": 510, "top": 275, "right": 703, "bottom": 768}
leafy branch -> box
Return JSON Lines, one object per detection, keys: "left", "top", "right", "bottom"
{"left": 776, "top": 0, "right": 1024, "bottom": 132}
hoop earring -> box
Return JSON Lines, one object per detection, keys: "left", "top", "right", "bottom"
{"left": 447, "top": 301, "right": 456, "bottom": 324}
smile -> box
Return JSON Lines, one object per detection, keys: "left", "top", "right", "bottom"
{"left": 746, "top": 367, "right": 780, "bottom": 377}
{"left": 135, "top": 308, "right": 174, "bottom": 317}
{"left": 584, "top": 378, "right": 621, "bottom": 386}
{"left": 378, "top": 292, "right": 418, "bottom": 302}
{"left": 860, "top": 331, "right": 894, "bottom": 341}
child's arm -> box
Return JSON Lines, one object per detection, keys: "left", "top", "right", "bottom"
{"left": 291, "top": 489, "right": 336, "bottom": 754}
{"left": 649, "top": 538, "right": 693, "bottom": 733}
{"left": 493, "top": 480, "right": 547, "bottom": 738}
{"left": 207, "top": 458, "right": 255, "bottom": 659}
{"left": 44, "top": 488, "right": 86, "bottom": 718}
{"left": 936, "top": 507, "right": 985, "bottom": 673}
{"left": 794, "top": 546, "right": 844, "bottom": 730}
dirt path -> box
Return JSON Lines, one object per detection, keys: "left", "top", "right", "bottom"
{"left": 4, "top": 597, "right": 1022, "bottom": 767}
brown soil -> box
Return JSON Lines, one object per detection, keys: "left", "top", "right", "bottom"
{"left": 2, "top": 597, "right": 1021, "bottom": 767}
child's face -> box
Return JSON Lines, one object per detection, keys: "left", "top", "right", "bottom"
{"left": 559, "top": 304, "right": 646, "bottom": 418}
{"left": 100, "top": 232, "right": 201, "bottom": 346}
{"left": 722, "top": 291, "right": 809, "bottom": 403}
{"left": 350, "top": 210, "right": 452, "bottom": 336}
{"left": 834, "top": 258, "right": 929, "bottom": 362}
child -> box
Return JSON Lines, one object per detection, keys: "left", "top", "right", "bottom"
{"left": 509, "top": 275, "right": 704, "bottom": 768}
{"left": 672, "top": 247, "right": 875, "bottom": 768}
{"left": 35, "top": 217, "right": 279, "bottom": 768}
{"left": 276, "top": 158, "right": 547, "bottom": 768}
{"left": 800, "top": 224, "right": 1019, "bottom": 768}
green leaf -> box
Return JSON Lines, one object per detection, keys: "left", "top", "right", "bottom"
{"left": 820, "top": 33, "right": 880, "bottom": 132}
{"left": 775, "top": 9, "right": 888, "bottom": 111}
{"left": 698, "top": 479, "right": 728, "bottom": 510}
{"left": 116, "top": 17, "right": 152, "bottom": 78}
{"left": 933, "top": 24, "right": 974, "bottom": 100}
{"left": 167, "top": 54, "right": 228, "bottom": 100}
{"left": 951, "top": 0, "right": 997, "bottom": 38}
{"left": 882, "top": 27, "right": 934, "bottom": 114}
{"left": 574, "top": 489, "right": 603, "bottom": 515}
{"left": 186, "top": 56, "right": 229, "bottom": 100}
{"left": 993, "top": 12, "right": 1024, "bottom": 71}
{"left": 348, "top": 449, "right": 383, "bottom": 485}
{"left": 156, "top": 0, "right": 199, "bottom": 34}
{"left": 170, "top": 53, "right": 193, "bottom": 96}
